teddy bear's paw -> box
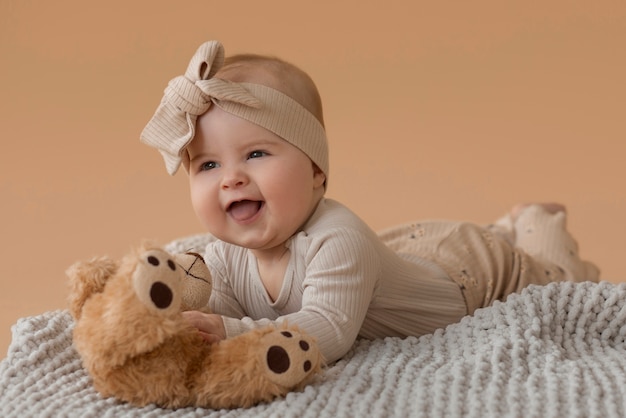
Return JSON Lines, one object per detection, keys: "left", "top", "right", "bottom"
{"left": 132, "top": 249, "right": 183, "bottom": 314}
{"left": 258, "top": 328, "right": 321, "bottom": 388}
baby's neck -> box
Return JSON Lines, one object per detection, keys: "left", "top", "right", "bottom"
{"left": 253, "top": 246, "right": 291, "bottom": 302}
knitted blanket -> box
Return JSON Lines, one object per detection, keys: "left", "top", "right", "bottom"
{"left": 2, "top": 280, "right": 626, "bottom": 418}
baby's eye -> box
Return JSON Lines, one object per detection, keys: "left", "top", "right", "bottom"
{"left": 199, "top": 161, "right": 218, "bottom": 171}
{"left": 248, "top": 150, "right": 267, "bottom": 159}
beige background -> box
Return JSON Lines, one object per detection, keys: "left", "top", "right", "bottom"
{"left": 1, "top": 0, "right": 625, "bottom": 358}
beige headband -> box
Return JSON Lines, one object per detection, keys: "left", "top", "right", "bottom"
{"left": 140, "top": 40, "right": 329, "bottom": 180}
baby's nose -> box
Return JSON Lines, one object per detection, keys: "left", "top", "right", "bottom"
{"left": 221, "top": 167, "right": 248, "bottom": 189}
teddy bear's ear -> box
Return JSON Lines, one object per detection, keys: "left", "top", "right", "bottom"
{"left": 67, "top": 256, "right": 118, "bottom": 320}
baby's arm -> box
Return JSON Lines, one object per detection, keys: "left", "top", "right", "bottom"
{"left": 213, "top": 229, "right": 381, "bottom": 363}
{"left": 181, "top": 245, "right": 249, "bottom": 343}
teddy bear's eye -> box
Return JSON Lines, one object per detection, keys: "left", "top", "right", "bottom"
{"left": 147, "top": 256, "right": 160, "bottom": 266}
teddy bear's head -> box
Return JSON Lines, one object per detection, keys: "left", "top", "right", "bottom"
{"left": 68, "top": 245, "right": 211, "bottom": 315}
{"left": 67, "top": 244, "right": 212, "bottom": 370}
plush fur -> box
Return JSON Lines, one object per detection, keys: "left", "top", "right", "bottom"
{"left": 67, "top": 244, "right": 322, "bottom": 409}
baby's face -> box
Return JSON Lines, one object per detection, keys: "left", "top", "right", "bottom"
{"left": 187, "top": 106, "right": 325, "bottom": 253}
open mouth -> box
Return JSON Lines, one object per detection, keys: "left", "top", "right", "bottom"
{"left": 227, "top": 200, "right": 264, "bottom": 222}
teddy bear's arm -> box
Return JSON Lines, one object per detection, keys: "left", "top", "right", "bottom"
{"left": 189, "top": 326, "right": 322, "bottom": 409}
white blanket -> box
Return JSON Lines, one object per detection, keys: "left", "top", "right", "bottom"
{"left": 2, "top": 280, "right": 626, "bottom": 417}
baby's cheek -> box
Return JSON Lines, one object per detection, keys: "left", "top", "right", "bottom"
{"left": 190, "top": 187, "right": 218, "bottom": 224}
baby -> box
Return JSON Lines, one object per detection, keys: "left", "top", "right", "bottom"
{"left": 141, "top": 41, "right": 600, "bottom": 363}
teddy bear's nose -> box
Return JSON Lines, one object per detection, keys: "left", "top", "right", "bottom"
{"left": 150, "top": 281, "right": 173, "bottom": 309}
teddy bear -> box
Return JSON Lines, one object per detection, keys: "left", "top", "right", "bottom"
{"left": 67, "top": 243, "right": 322, "bottom": 409}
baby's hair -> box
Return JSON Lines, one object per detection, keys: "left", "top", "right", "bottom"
{"left": 217, "top": 54, "right": 325, "bottom": 127}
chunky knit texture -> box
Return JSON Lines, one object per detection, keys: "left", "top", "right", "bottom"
{"left": 2, "top": 280, "right": 626, "bottom": 417}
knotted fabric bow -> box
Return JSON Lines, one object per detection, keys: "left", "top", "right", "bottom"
{"left": 140, "top": 40, "right": 329, "bottom": 180}
{"left": 140, "top": 41, "right": 261, "bottom": 175}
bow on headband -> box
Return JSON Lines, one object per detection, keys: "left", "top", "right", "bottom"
{"left": 140, "top": 41, "right": 261, "bottom": 175}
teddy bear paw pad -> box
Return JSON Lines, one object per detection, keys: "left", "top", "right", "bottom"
{"left": 132, "top": 249, "right": 183, "bottom": 313}
{"left": 259, "top": 329, "right": 320, "bottom": 388}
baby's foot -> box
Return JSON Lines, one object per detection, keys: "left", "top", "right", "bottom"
{"left": 488, "top": 203, "right": 568, "bottom": 247}
{"left": 510, "top": 202, "right": 566, "bottom": 221}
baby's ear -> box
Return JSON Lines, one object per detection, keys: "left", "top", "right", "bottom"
{"left": 67, "top": 256, "right": 119, "bottom": 320}
{"left": 312, "top": 164, "right": 326, "bottom": 189}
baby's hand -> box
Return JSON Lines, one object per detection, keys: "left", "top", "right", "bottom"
{"left": 182, "top": 311, "right": 226, "bottom": 344}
